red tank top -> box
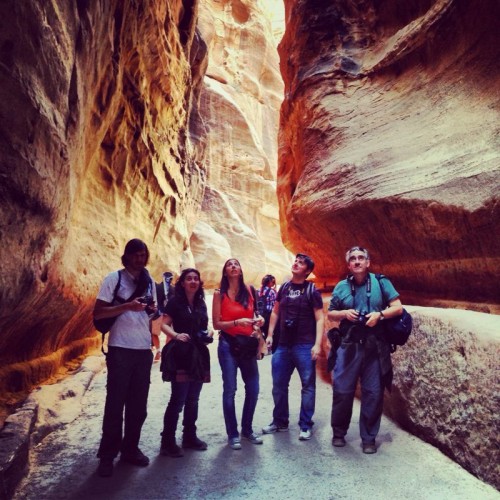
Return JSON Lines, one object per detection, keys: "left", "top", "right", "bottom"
{"left": 220, "top": 288, "right": 255, "bottom": 336}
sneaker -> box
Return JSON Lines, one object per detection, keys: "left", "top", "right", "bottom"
{"left": 242, "top": 432, "right": 263, "bottom": 445}
{"left": 121, "top": 448, "right": 150, "bottom": 466}
{"left": 362, "top": 442, "right": 377, "bottom": 454}
{"left": 97, "top": 458, "right": 113, "bottom": 477}
{"left": 182, "top": 436, "right": 208, "bottom": 451}
{"left": 299, "top": 429, "right": 312, "bottom": 441}
{"left": 262, "top": 423, "right": 289, "bottom": 434}
{"left": 332, "top": 436, "right": 346, "bottom": 447}
{"left": 228, "top": 437, "right": 242, "bottom": 450}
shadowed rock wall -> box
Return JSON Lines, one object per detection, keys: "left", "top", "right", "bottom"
{"left": 278, "top": 0, "right": 500, "bottom": 309}
{"left": 0, "top": 0, "right": 207, "bottom": 398}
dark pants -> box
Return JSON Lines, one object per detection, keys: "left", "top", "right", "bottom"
{"left": 162, "top": 381, "right": 204, "bottom": 445}
{"left": 331, "top": 342, "right": 383, "bottom": 444}
{"left": 97, "top": 346, "right": 153, "bottom": 459}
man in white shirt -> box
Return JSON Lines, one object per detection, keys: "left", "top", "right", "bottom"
{"left": 93, "top": 239, "right": 157, "bottom": 477}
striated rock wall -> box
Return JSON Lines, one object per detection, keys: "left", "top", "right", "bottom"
{"left": 278, "top": 0, "right": 500, "bottom": 309}
{"left": 193, "top": 0, "right": 292, "bottom": 287}
{"left": 0, "top": 0, "right": 207, "bottom": 399}
{"left": 385, "top": 308, "right": 500, "bottom": 489}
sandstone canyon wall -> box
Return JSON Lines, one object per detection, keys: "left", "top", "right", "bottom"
{"left": 192, "top": 0, "right": 292, "bottom": 286}
{"left": 0, "top": 0, "right": 290, "bottom": 412}
{"left": 278, "top": 0, "right": 500, "bottom": 310}
{"left": 0, "top": 0, "right": 208, "bottom": 403}
{"left": 279, "top": 0, "right": 500, "bottom": 488}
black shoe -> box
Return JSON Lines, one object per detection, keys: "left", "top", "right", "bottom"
{"left": 182, "top": 436, "right": 208, "bottom": 451}
{"left": 362, "top": 442, "right": 377, "bottom": 454}
{"left": 160, "top": 443, "right": 184, "bottom": 457}
{"left": 97, "top": 459, "right": 114, "bottom": 477}
{"left": 121, "top": 449, "right": 150, "bottom": 466}
{"left": 332, "top": 436, "right": 346, "bottom": 447}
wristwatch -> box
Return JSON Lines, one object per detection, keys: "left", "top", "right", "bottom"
{"left": 379, "top": 311, "right": 385, "bottom": 321}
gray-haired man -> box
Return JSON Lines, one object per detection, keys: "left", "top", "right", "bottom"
{"left": 327, "top": 246, "right": 403, "bottom": 454}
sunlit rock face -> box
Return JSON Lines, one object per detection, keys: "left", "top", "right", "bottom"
{"left": 278, "top": 0, "right": 500, "bottom": 309}
{"left": 0, "top": 0, "right": 207, "bottom": 397}
{"left": 193, "top": 0, "right": 292, "bottom": 287}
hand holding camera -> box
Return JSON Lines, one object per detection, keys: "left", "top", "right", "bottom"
{"left": 195, "top": 329, "right": 214, "bottom": 344}
{"left": 137, "top": 295, "right": 157, "bottom": 316}
{"left": 355, "top": 310, "right": 369, "bottom": 326}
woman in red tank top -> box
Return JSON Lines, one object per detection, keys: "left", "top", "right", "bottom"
{"left": 212, "top": 258, "right": 265, "bottom": 450}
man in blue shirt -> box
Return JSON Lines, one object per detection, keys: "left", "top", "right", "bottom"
{"left": 327, "top": 246, "right": 403, "bottom": 454}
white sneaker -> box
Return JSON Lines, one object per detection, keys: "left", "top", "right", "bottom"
{"left": 262, "top": 423, "right": 289, "bottom": 434}
{"left": 299, "top": 429, "right": 312, "bottom": 441}
{"left": 228, "top": 437, "right": 241, "bottom": 450}
{"left": 243, "top": 432, "right": 263, "bottom": 445}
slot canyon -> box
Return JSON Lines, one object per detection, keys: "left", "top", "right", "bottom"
{"left": 0, "top": 0, "right": 498, "bottom": 493}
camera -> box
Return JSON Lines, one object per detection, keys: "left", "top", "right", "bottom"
{"left": 195, "top": 329, "right": 213, "bottom": 344}
{"left": 356, "top": 310, "right": 368, "bottom": 326}
{"left": 138, "top": 295, "right": 155, "bottom": 315}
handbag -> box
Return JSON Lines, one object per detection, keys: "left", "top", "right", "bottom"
{"left": 250, "top": 285, "right": 267, "bottom": 359}
{"left": 228, "top": 334, "right": 259, "bottom": 360}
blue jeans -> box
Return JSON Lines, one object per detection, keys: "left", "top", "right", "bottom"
{"left": 271, "top": 344, "right": 316, "bottom": 431}
{"left": 162, "top": 381, "right": 204, "bottom": 445}
{"left": 97, "top": 346, "right": 153, "bottom": 459}
{"left": 218, "top": 337, "right": 259, "bottom": 439}
{"left": 331, "top": 342, "right": 383, "bottom": 444}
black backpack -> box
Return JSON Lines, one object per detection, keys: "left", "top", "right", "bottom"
{"left": 375, "top": 274, "right": 413, "bottom": 351}
{"left": 93, "top": 271, "right": 122, "bottom": 335}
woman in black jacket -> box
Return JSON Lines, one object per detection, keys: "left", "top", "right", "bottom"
{"left": 160, "top": 268, "right": 212, "bottom": 457}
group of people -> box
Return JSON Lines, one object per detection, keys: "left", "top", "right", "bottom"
{"left": 93, "top": 239, "right": 403, "bottom": 477}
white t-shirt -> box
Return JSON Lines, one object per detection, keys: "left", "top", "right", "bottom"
{"left": 97, "top": 269, "right": 157, "bottom": 350}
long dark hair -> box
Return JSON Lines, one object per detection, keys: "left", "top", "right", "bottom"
{"left": 219, "top": 258, "right": 251, "bottom": 309}
{"left": 175, "top": 268, "right": 205, "bottom": 306}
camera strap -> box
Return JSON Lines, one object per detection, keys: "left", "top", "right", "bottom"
{"left": 349, "top": 274, "right": 372, "bottom": 312}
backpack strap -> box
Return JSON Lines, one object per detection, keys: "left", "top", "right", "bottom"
{"left": 306, "top": 281, "right": 314, "bottom": 305}
{"left": 374, "top": 273, "right": 389, "bottom": 308}
{"left": 101, "top": 270, "right": 122, "bottom": 355}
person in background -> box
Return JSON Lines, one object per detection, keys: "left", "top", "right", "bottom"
{"left": 259, "top": 274, "right": 277, "bottom": 341}
{"left": 212, "top": 258, "right": 265, "bottom": 450}
{"left": 93, "top": 239, "right": 157, "bottom": 477}
{"left": 159, "top": 268, "right": 212, "bottom": 457}
{"left": 327, "top": 246, "right": 403, "bottom": 454}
